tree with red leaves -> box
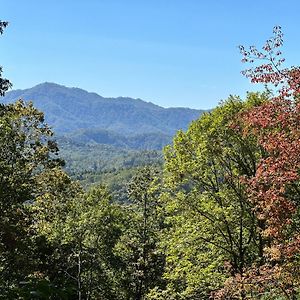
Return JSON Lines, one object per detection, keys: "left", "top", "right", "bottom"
{"left": 214, "top": 26, "right": 300, "bottom": 299}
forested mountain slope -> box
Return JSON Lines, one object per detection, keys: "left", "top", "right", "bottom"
{"left": 1, "top": 82, "right": 204, "bottom": 136}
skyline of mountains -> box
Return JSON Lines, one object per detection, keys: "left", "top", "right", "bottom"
{"left": 1, "top": 82, "right": 206, "bottom": 150}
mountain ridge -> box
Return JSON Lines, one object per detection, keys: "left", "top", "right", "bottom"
{"left": 1, "top": 82, "right": 206, "bottom": 149}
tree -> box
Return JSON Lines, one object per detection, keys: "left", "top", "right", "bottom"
{"left": 34, "top": 183, "right": 125, "bottom": 300}
{"left": 0, "top": 99, "right": 67, "bottom": 297}
{"left": 158, "top": 93, "right": 268, "bottom": 299}
{"left": 0, "top": 21, "right": 12, "bottom": 96}
{"left": 115, "top": 166, "right": 166, "bottom": 300}
{"left": 215, "top": 26, "right": 300, "bottom": 299}
{"left": 0, "top": 20, "right": 126, "bottom": 299}
{"left": 0, "top": 20, "right": 76, "bottom": 298}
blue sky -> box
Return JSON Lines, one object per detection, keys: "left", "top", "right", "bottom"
{"left": 1, "top": 0, "right": 300, "bottom": 109}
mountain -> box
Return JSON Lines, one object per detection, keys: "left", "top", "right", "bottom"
{"left": 62, "top": 128, "right": 172, "bottom": 150}
{"left": 1, "top": 83, "right": 205, "bottom": 136}
{"left": 1, "top": 82, "right": 205, "bottom": 191}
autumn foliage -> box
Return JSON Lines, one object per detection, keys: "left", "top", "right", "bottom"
{"left": 241, "top": 27, "right": 300, "bottom": 251}
{"left": 214, "top": 27, "right": 300, "bottom": 299}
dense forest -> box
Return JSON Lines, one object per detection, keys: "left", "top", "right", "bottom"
{"left": 1, "top": 22, "right": 300, "bottom": 299}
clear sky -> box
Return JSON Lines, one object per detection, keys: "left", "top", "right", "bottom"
{"left": 1, "top": 0, "right": 299, "bottom": 109}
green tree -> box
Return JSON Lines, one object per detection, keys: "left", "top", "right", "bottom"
{"left": 0, "top": 20, "right": 77, "bottom": 298}
{"left": 0, "top": 99, "right": 66, "bottom": 297}
{"left": 0, "top": 21, "right": 12, "bottom": 96}
{"left": 34, "top": 184, "right": 125, "bottom": 300}
{"left": 115, "top": 166, "right": 166, "bottom": 300}
{"left": 159, "top": 93, "right": 268, "bottom": 299}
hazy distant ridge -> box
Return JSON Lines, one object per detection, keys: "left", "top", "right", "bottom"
{"left": 1, "top": 82, "right": 205, "bottom": 149}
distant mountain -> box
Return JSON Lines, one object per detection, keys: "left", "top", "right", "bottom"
{"left": 1, "top": 82, "right": 206, "bottom": 149}
{"left": 1, "top": 82, "right": 204, "bottom": 134}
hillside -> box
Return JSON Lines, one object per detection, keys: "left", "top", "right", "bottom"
{"left": 1, "top": 82, "right": 205, "bottom": 137}
{"left": 62, "top": 128, "right": 172, "bottom": 150}
{"left": 1, "top": 82, "right": 205, "bottom": 183}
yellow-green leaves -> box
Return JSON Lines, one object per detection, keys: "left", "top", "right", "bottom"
{"left": 160, "top": 93, "right": 268, "bottom": 298}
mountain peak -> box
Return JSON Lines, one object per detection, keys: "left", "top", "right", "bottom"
{"left": 1, "top": 83, "right": 205, "bottom": 135}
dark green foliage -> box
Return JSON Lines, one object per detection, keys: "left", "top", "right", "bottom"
{"left": 0, "top": 100, "right": 66, "bottom": 297}
{"left": 61, "top": 129, "right": 172, "bottom": 150}
{"left": 0, "top": 21, "right": 11, "bottom": 96}
{"left": 57, "top": 138, "right": 164, "bottom": 202}
{"left": 57, "top": 136, "right": 163, "bottom": 176}
{"left": 15, "top": 279, "right": 75, "bottom": 300}
{"left": 60, "top": 139, "right": 162, "bottom": 166}
{"left": 80, "top": 167, "right": 163, "bottom": 203}
{"left": 34, "top": 183, "right": 127, "bottom": 300}
{"left": 115, "top": 166, "right": 166, "bottom": 299}
{"left": 0, "top": 21, "right": 8, "bottom": 34}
